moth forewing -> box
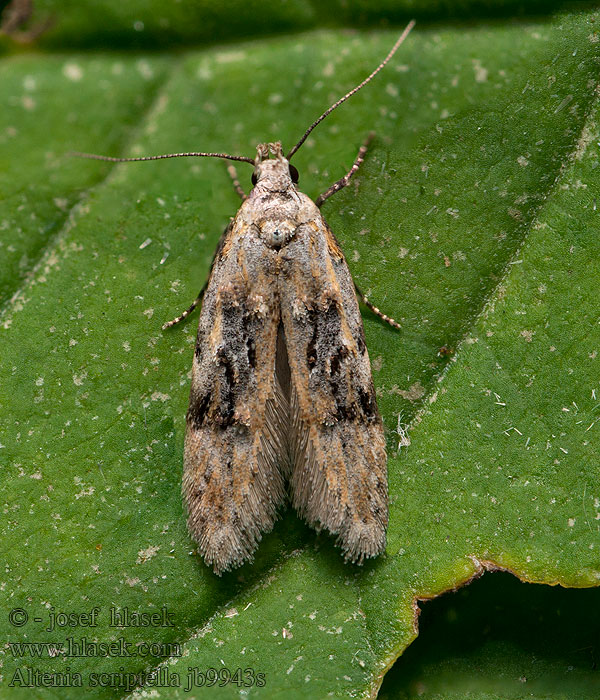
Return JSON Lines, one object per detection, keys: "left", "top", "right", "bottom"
{"left": 183, "top": 213, "right": 288, "bottom": 575}
{"left": 279, "top": 218, "right": 387, "bottom": 563}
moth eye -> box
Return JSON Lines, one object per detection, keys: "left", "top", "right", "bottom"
{"left": 251, "top": 172, "right": 258, "bottom": 186}
{"left": 289, "top": 164, "right": 299, "bottom": 184}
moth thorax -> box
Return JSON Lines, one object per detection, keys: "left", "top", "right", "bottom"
{"left": 259, "top": 219, "right": 296, "bottom": 249}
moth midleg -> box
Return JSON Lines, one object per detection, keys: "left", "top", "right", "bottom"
{"left": 162, "top": 286, "right": 206, "bottom": 330}
{"left": 315, "top": 133, "right": 401, "bottom": 330}
{"left": 354, "top": 283, "right": 401, "bottom": 330}
{"left": 226, "top": 164, "right": 248, "bottom": 201}
{"left": 315, "top": 131, "right": 374, "bottom": 208}
{"left": 162, "top": 220, "right": 235, "bottom": 330}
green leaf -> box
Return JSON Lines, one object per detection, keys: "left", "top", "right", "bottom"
{"left": 0, "top": 54, "right": 172, "bottom": 303}
{"left": 1, "top": 5, "right": 599, "bottom": 699}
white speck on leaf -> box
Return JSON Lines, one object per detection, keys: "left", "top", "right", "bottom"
{"left": 73, "top": 370, "right": 87, "bottom": 386}
{"left": 323, "top": 61, "right": 335, "bottom": 77}
{"left": 216, "top": 50, "right": 246, "bottom": 64}
{"left": 520, "top": 330, "right": 534, "bottom": 342}
{"left": 63, "top": 63, "right": 83, "bottom": 81}
{"left": 75, "top": 486, "right": 95, "bottom": 499}
{"left": 137, "top": 545, "right": 160, "bottom": 563}
{"left": 472, "top": 59, "right": 488, "bottom": 83}
{"left": 136, "top": 60, "right": 153, "bottom": 80}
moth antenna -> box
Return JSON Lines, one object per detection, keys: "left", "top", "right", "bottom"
{"left": 68, "top": 151, "right": 255, "bottom": 165}
{"left": 287, "top": 19, "right": 415, "bottom": 160}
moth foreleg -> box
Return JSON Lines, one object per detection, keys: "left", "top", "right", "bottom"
{"left": 163, "top": 219, "right": 236, "bottom": 331}
{"left": 226, "top": 164, "right": 248, "bottom": 201}
{"left": 162, "top": 285, "right": 206, "bottom": 330}
{"left": 315, "top": 131, "right": 374, "bottom": 208}
{"left": 354, "top": 282, "right": 401, "bottom": 330}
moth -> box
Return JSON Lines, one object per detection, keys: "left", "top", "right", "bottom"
{"left": 74, "top": 21, "right": 414, "bottom": 574}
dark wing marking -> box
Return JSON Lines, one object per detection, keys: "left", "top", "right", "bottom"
{"left": 183, "top": 219, "right": 289, "bottom": 574}
{"left": 279, "top": 218, "right": 388, "bottom": 563}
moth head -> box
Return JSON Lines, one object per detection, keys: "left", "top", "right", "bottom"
{"left": 70, "top": 22, "right": 415, "bottom": 206}
{"left": 251, "top": 141, "right": 299, "bottom": 188}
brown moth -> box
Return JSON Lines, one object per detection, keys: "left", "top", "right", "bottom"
{"left": 73, "top": 22, "right": 414, "bottom": 574}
